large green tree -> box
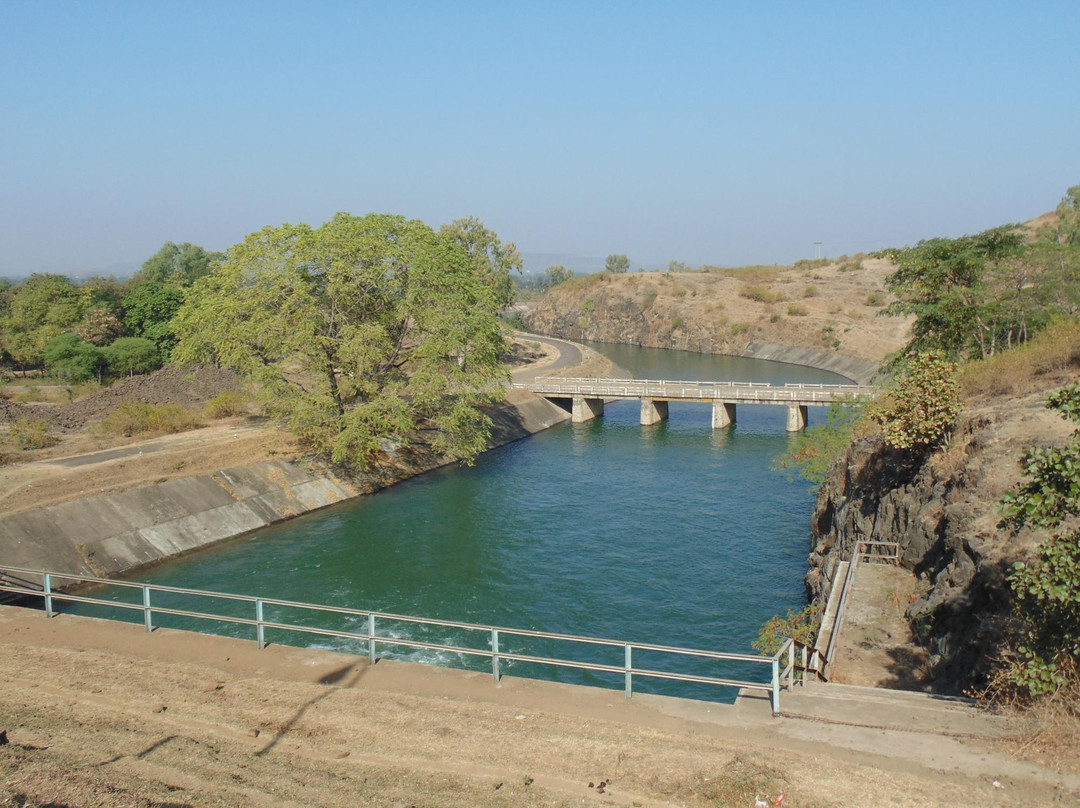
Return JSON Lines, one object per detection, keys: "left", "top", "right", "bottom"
{"left": 0, "top": 274, "right": 84, "bottom": 372}
{"left": 605, "top": 253, "right": 630, "bottom": 274}
{"left": 135, "top": 241, "right": 224, "bottom": 286}
{"left": 172, "top": 212, "right": 509, "bottom": 468}
{"left": 441, "top": 217, "right": 522, "bottom": 309}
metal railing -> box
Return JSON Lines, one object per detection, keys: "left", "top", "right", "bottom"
{"left": 514, "top": 377, "right": 872, "bottom": 404}
{"left": 0, "top": 565, "right": 799, "bottom": 713}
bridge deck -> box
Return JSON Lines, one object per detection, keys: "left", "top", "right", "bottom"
{"left": 514, "top": 377, "right": 872, "bottom": 405}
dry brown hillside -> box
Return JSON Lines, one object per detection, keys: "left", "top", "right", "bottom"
{"left": 524, "top": 257, "right": 913, "bottom": 366}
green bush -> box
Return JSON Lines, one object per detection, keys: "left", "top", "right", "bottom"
{"left": 802, "top": 285, "right": 819, "bottom": 298}
{"left": 101, "top": 402, "right": 202, "bottom": 436}
{"left": 870, "top": 353, "right": 962, "bottom": 450}
{"left": 739, "top": 284, "right": 783, "bottom": 304}
{"left": 754, "top": 603, "right": 822, "bottom": 655}
{"left": 865, "top": 292, "right": 886, "bottom": 307}
{"left": 204, "top": 391, "right": 251, "bottom": 418}
{"left": 44, "top": 334, "right": 106, "bottom": 384}
{"left": 9, "top": 417, "right": 55, "bottom": 450}
{"left": 104, "top": 337, "right": 162, "bottom": 378}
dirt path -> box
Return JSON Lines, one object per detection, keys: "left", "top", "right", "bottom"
{"left": 1, "top": 606, "right": 1076, "bottom": 808}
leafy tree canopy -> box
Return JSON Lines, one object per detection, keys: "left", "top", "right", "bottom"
{"left": 0, "top": 274, "right": 84, "bottom": 370}
{"left": 605, "top": 254, "right": 630, "bottom": 274}
{"left": 43, "top": 333, "right": 106, "bottom": 384}
{"left": 104, "top": 337, "right": 162, "bottom": 378}
{"left": 123, "top": 282, "right": 185, "bottom": 356}
{"left": 172, "top": 212, "right": 509, "bottom": 468}
{"left": 135, "top": 242, "right": 224, "bottom": 286}
{"left": 869, "top": 352, "right": 962, "bottom": 451}
{"left": 1056, "top": 185, "right": 1080, "bottom": 246}
{"left": 440, "top": 217, "right": 522, "bottom": 309}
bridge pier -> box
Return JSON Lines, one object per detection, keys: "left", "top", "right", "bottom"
{"left": 640, "top": 398, "right": 669, "bottom": 426}
{"left": 572, "top": 395, "right": 604, "bottom": 423}
{"left": 712, "top": 401, "right": 736, "bottom": 429}
{"left": 786, "top": 404, "right": 809, "bottom": 432}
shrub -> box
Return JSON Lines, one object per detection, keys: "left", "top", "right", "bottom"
{"left": 204, "top": 391, "right": 251, "bottom": 418}
{"left": 641, "top": 286, "right": 658, "bottom": 308}
{"left": 870, "top": 353, "right": 962, "bottom": 450}
{"left": 865, "top": 292, "right": 886, "bottom": 307}
{"left": 786, "top": 304, "right": 808, "bottom": 317}
{"left": 730, "top": 322, "right": 750, "bottom": 336}
{"left": 802, "top": 285, "right": 819, "bottom": 298}
{"left": 739, "top": 285, "right": 784, "bottom": 304}
{"left": 671, "top": 315, "right": 686, "bottom": 331}
{"left": 9, "top": 417, "right": 55, "bottom": 450}
{"left": 754, "top": 603, "right": 823, "bottom": 655}
{"left": 101, "top": 402, "right": 202, "bottom": 436}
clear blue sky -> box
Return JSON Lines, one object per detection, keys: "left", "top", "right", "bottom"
{"left": 2, "top": 1, "right": 1078, "bottom": 274}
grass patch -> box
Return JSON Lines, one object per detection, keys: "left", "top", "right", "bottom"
{"left": 960, "top": 319, "right": 1080, "bottom": 397}
{"left": 740, "top": 285, "right": 785, "bottom": 304}
{"left": 101, "top": 402, "right": 202, "bottom": 437}
{"left": 865, "top": 292, "right": 886, "bottom": 306}
{"left": 704, "top": 265, "right": 783, "bottom": 284}
{"left": 204, "top": 391, "right": 252, "bottom": 418}
{"left": 787, "top": 303, "right": 809, "bottom": 316}
{"left": 8, "top": 417, "right": 56, "bottom": 450}
{"left": 802, "top": 285, "right": 819, "bottom": 298}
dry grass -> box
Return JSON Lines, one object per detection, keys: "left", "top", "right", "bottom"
{"left": 960, "top": 319, "right": 1080, "bottom": 398}
{"left": 100, "top": 401, "right": 203, "bottom": 437}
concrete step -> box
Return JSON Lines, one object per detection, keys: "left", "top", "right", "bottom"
{"left": 781, "top": 680, "right": 1012, "bottom": 737}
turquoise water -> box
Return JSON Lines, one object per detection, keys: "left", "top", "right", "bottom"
{"left": 71, "top": 344, "right": 844, "bottom": 699}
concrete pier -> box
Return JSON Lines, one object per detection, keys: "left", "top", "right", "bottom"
{"left": 572, "top": 395, "right": 604, "bottom": 423}
{"left": 712, "top": 401, "right": 736, "bottom": 428}
{"left": 785, "top": 404, "right": 808, "bottom": 432}
{"left": 640, "top": 398, "right": 669, "bottom": 426}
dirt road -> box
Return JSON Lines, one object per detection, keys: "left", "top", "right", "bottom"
{"left": 1, "top": 606, "right": 1076, "bottom": 808}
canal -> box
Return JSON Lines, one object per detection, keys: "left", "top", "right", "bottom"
{"left": 74, "top": 342, "right": 847, "bottom": 700}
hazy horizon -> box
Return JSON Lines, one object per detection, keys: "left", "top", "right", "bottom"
{"left": 2, "top": 2, "right": 1077, "bottom": 277}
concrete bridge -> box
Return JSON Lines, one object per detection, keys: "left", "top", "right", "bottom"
{"left": 512, "top": 377, "right": 874, "bottom": 431}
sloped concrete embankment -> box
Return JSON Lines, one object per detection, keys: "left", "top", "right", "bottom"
{"left": 0, "top": 394, "right": 570, "bottom": 580}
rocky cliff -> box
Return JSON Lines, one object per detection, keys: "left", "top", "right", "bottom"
{"left": 807, "top": 385, "right": 1076, "bottom": 693}
{"left": 523, "top": 259, "right": 912, "bottom": 383}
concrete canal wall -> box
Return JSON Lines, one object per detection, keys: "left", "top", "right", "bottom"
{"left": 0, "top": 393, "right": 570, "bottom": 580}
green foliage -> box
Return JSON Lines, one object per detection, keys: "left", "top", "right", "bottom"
{"left": 864, "top": 292, "right": 885, "bottom": 307}
{"left": 753, "top": 603, "right": 822, "bottom": 655}
{"left": 172, "top": 212, "right": 508, "bottom": 469}
{"left": 135, "top": 242, "right": 223, "bottom": 286}
{"left": 774, "top": 399, "right": 868, "bottom": 487}
{"left": 9, "top": 417, "right": 55, "bottom": 450}
{"left": 786, "top": 303, "right": 808, "bottom": 316}
{"left": 802, "top": 285, "right": 819, "bottom": 298}
{"left": 870, "top": 353, "right": 961, "bottom": 450}
{"left": 993, "top": 381, "right": 1080, "bottom": 701}
{"left": 101, "top": 401, "right": 202, "bottom": 436}
{"left": 1005, "top": 531, "right": 1080, "bottom": 698}
{"left": 441, "top": 217, "right": 522, "bottom": 309}
{"left": 666, "top": 259, "right": 688, "bottom": 272}
{"left": 123, "top": 281, "right": 185, "bottom": 357}
{"left": 104, "top": 337, "right": 162, "bottom": 378}
{"left": 1001, "top": 381, "right": 1080, "bottom": 530}
{"left": 0, "top": 274, "right": 84, "bottom": 371}
{"left": 604, "top": 253, "right": 630, "bottom": 274}
{"left": 543, "top": 264, "right": 575, "bottom": 288}
{"left": 43, "top": 333, "right": 106, "bottom": 384}
{"left": 1056, "top": 185, "right": 1080, "bottom": 246}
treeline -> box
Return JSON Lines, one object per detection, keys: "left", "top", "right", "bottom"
{"left": 0, "top": 242, "right": 221, "bottom": 381}
{"left": 877, "top": 184, "right": 1080, "bottom": 361}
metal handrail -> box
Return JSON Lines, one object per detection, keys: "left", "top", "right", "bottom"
{"left": 0, "top": 565, "right": 794, "bottom": 713}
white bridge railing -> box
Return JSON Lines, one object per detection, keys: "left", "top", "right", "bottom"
{"left": 0, "top": 565, "right": 807, "bottom": 714}
{"left": 514, "top": 377, "right": 872, "bottom": 404}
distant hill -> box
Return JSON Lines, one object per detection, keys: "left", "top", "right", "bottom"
{"left": 520, "top": 253, "right": 609, "bottom": 275}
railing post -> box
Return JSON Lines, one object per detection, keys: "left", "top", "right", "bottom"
{"left": 142, "top": 585, "right": 152, "bottom": 633}
{"left": 491, "top": 628, "right": 500, "bottom": 682}
{"left": 367, "top": 613, "right": 376, "bottom": 664}
{"left": 43, "top": 572, "right": 53, "bottom": 618}
{"left": 787, "top": 640, "right": 795, "bottom": 689}
{"left": 800, "top": 644, "right": 808, "bottom": 683}
{"left": 771, "top": 656, "right": 780, "bottom": 715}
{"left": 255, "top": 599, "right": 265, "bottom": 649}
{"left": 624, "top": 644, "right": 633, "bottom": 698}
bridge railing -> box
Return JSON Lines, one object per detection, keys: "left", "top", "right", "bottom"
{"left": 513, "top": 377, "right": 871, "bottom": 403}
{"left": 0, "top": 564, "right": 796, "bottom": 713}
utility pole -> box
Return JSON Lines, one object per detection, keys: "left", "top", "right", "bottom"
{"left": 813, "top": 242, "right": 822, "bottom": 260}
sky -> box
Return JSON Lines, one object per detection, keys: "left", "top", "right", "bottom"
{"left": 2, "top": 1, "right": 1078, "bottom": 276}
